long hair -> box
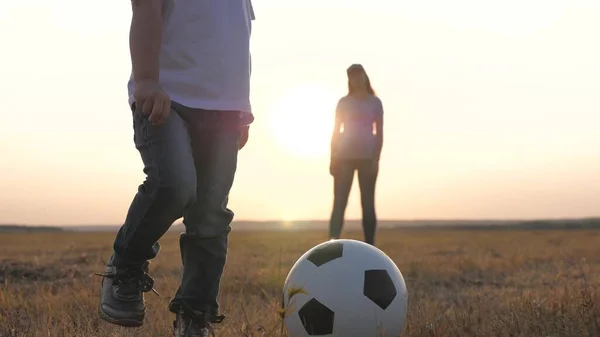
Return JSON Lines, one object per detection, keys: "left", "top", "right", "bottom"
{"left": 347, "top": 64, "right": 376, "bottom": 96}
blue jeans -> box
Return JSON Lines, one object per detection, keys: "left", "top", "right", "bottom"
{"left": 112, "top": 101, "right": 245, "bottom": 316}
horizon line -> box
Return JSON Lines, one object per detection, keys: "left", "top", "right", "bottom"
{"left": 2, "top": 216, "right": 600, "bottom": 228}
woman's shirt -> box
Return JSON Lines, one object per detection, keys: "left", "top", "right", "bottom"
{"left": 333, "top": 95, "right": 384, "bottom": 160}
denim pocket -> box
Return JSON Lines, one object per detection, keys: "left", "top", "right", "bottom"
{"left": 200, "top": 111, "right": 245, "bottom": 132}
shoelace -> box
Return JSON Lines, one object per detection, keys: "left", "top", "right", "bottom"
{"left": 95, "top": 269, "right": 160, "bottom": 296}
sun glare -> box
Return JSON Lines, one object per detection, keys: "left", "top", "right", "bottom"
{"left": 269, "top": 86, "right": 338, "bottom": 157}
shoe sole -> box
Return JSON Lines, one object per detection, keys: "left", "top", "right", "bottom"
{"left": 99, "top": 306, "right": 144, "bottom": 328}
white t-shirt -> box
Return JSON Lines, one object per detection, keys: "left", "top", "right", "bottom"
{"left": 127, "top": 0, "right": 256, "bottom": 113}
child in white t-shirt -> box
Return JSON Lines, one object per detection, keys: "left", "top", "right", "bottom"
{"left": 97, "top": 1, "right": 256, "bottom": 335}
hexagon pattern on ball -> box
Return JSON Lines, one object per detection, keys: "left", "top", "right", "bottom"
{"left": 363, "top": 269, "right": 397, "bottom": 310}
{"left": 298, "top": 298, "right": 335, "bottom": 335}
{"left": 283, "top": 239, "right": 408, "bottom": 337}
{"left": 306, "top": 241, "right": 344, "bottom": 267}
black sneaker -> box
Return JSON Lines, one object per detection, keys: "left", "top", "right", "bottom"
{"left": 173, "top": 308, "right": 225, "bottom": 337}
{"left": 96, "top": 261, "right": 158, "bottom": 327}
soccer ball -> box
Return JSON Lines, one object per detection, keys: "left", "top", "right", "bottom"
{"left": 282, "top": 239, "right": 408, "bottom": 337}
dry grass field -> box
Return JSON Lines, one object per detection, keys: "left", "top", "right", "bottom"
{"left": 1, "top": 228, "right": 600, "bottom": 337}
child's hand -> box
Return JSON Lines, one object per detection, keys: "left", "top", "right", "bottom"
{"left": 134, "top": 80, "right": 171, "bottom": 126}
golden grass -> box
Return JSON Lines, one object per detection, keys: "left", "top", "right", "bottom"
{"left": 1, "top": 228, "right": 599, "bottom": 336}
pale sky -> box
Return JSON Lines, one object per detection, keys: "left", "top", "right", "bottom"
{"left": 1, "top": 0, "right": 599, "bottom": 226}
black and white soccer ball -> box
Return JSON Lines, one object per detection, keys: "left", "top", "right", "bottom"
{"left": 282, "top": 239, "right": 408, "bottom": 337}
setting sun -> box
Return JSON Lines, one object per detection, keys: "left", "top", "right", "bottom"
{"left": 268, "top": 86, "right": 339, "bottom": 157}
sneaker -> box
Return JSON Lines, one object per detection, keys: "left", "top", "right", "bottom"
{"left": 173, "top": 308, "right": 225, "bottom": 337}
{"left": 97, "top": 261, "right": 158, "bottom": 327}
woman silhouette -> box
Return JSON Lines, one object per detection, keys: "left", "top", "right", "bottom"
{"left": 329, "top": 64, "right": 384, "bottom": 246}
